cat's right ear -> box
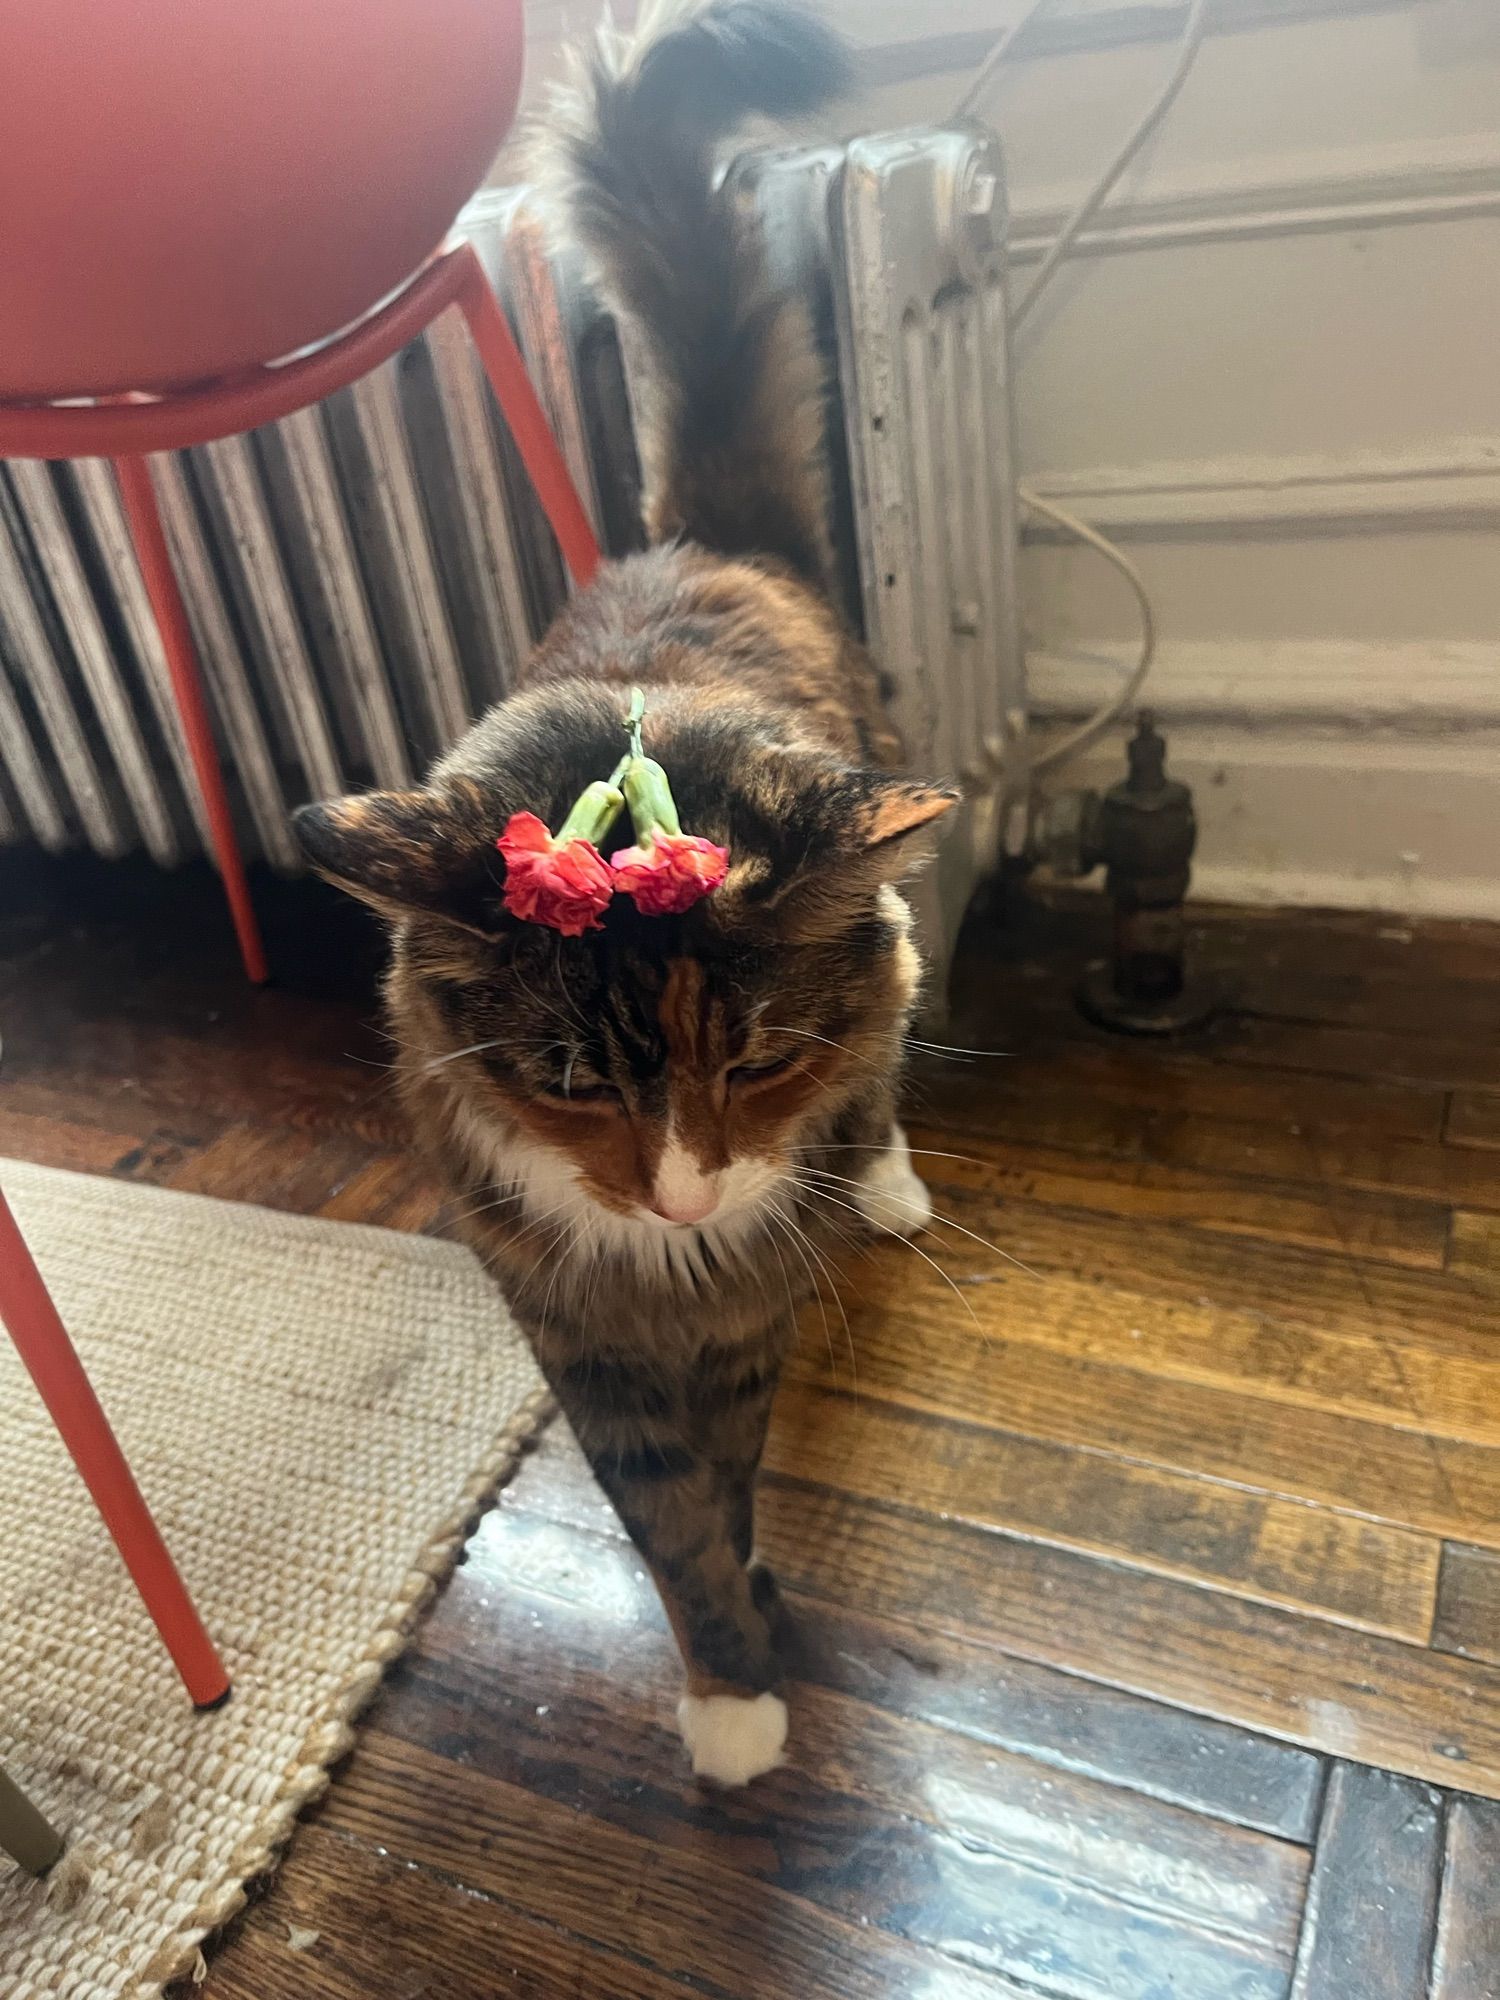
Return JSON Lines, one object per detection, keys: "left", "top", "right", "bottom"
{"left": 292, "top": 783, "right": 504, "bottom": 935}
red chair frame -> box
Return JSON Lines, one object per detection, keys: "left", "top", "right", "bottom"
{"left": 0, "top": 1184, "right": 230, "bottom": 1707}
{"left": 0, "top": 241, "right": 601, "bottom": 984}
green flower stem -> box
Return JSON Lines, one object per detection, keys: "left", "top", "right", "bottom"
{"left": 556, "top": 781, "right": 625, "bottom": 847}
{"left": 626, "top": 686, "right": 647, "bottom": 762}
{"left": 622, "top": 756, "right": 681, "bottom": 844}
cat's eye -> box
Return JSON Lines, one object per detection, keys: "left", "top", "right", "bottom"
{"left": 729, "top": 1052, "right": 797, "bottom": 1086}
{"left": 545, "top": 1078, "right": 620, "bottom": 1107}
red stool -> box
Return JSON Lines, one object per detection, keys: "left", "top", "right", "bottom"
{"left": 0, "top": 1184, "right": 229, "bottom": 1707}
{"left": 0, "top": 0, "right": 601, "bottom": 983}
{"left": 0, "top": 2, "right": 601, "bottom": 1706}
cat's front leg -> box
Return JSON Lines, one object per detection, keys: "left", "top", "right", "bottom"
{"left": 553, "top": 1352, "right": 787, "bottom": 1786}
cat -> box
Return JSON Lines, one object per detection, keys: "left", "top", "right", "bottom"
{"left": 294, "top": 0, "right": 953, "bottom": 1787}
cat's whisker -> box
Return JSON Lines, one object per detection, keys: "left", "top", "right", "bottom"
{"left": 905, "top": 1038, "right": 1012, "bottom": 1059}
{"left": 455, "top": 1187, "right": 581, "bottom": 1241}
{"left": 760, "top": 1025, "right": 888, "bottom": 1079}
{"left": 793, "top": 1175, "right": 987, "bottom": 1342}
{"left": 770, "top": 1196, "right": 858, "bottom": 1392}
{"left": 760, "top": 1213, "right": 801, "bottom": 1334}
{"left": 796, "top": 1164, "right": 1041, "bottom": 1281}
{"left": 785, "top": 1185, "right": 874, "bottom": 1272}
{"left": 535, "top": 1214, "right": 588, "bottom": 1343}
{"left": 443, "top": 1191, "right": 526, "bottom": 1227}
{"left": 418, "top": 1037, "right": 511, "bottom": 1075}
{"left": 509, "top": 955, "right": 590, "bottom": 1041}
{"left": 579, "top": 1213, "right": 612, "bottom": 1340}
{"left": 791, "top": 1140, "right": 989, "bottom": 1173}
{"left": 764, "top": 1199, "right": 842, "bottom": 1387}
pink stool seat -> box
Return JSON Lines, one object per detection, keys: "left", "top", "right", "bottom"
{"left": 0, "top": 0, "right": 524, "bottom": 398}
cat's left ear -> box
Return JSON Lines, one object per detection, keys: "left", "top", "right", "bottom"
{"left": 750, "top": 773, "right": 956, "bottom": 942}
{"left": 847, "top": 779, "right": 958, "bottom": 878}
{"left": 292, "top": 781, "right": 504, "bottom": 935}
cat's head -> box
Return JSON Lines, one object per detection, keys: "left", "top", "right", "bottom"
{"left": 294, "top": 678, "right": 951, "bottom": 1237}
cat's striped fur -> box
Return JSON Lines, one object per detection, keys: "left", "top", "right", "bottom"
{"left": 295, "top": 1, "right": 951, "bottom": 1785}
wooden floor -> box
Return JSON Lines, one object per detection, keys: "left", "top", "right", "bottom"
{"left": 4, "top": 852, "right": 1500, "bottom": 1999}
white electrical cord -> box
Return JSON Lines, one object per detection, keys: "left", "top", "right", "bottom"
{"left": 950, "top": 0, "right": 1056, "bottom": 124}
{"left": 1010, "top": 0, "right": 1211, "bottom": 335}
{"left": 955, "top": 0, "right": 1211, "bottom": 782}
{"left": 1020, "top": 490, "right": 1156, "bottom": 775}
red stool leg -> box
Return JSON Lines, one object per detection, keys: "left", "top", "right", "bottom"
{"left": 113, "top": 454, "right": 269, "bottom": 985}
{"left": 453, "top": 246, "right": 601, "bottom": 590}
{"left": 0, "top": 1187, "right": 230, "bottom": 1707}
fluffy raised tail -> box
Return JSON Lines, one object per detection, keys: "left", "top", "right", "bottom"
{"left": 541, "top": 0, "right": 850, "bottom": 585}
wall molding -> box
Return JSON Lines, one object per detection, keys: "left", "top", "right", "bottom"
{"left": 861, "top": 0, "right": 1418, "bottom": 90}
{"left": 1027, "top": 638, "right": 1500, "bottom": 726}
{"left": 1007, "top": 132, "right": 1500, "bottom": 261}
{"left": 1022, "top": 441, "right": 1500, "bottom": 537}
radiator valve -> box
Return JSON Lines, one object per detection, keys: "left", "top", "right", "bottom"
{"left": 1048, "top": 713, "right": 1221, "bottom": 1035}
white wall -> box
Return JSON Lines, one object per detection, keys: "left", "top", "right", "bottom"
{"left": 514, "top": 1, "right": 1500, "bottom": 917}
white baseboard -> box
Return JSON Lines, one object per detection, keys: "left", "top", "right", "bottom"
{"left": 1034, "top": 715, "right": 1500, "bottom": 921}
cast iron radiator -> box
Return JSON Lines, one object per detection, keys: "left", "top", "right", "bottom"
{"left": 0, "top": 128, "right": 1025, "bottom": 974}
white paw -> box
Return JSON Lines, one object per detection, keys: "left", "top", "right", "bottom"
{"left": 677, "top": 1691, "right": 788, "bottom": 1787}
{"left": 852, "top": 1124, "right": 932, "bottom": 1240}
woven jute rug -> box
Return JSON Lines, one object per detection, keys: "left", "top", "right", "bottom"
{"left": 0, "top": 1157, "right": 551, "bottom": 2000}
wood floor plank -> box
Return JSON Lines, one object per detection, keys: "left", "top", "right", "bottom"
{"left": 929, "top": 1033, "right": 1446, "bottom": 1144}
{"left": 1160, "top": 1114, "right": 1500, "bottom": 1217}
{"left": 784, "top": 1296, "right": 1500, "bottom": 1550}
{"left": 1434, "top": 1545, "right": 1500, "bottom": 1668}
{"left": 16, "top": 854, "right": 1500, "bottom": 2000}
{"left": 3, "top": 1015, "right": 407, "bottom": 1148}
{"left": 1430, "top": 1797, "right": 1500, "bottom": 2000}
{"left": 953, "top": 898, "right": 1500, "bottom": 1034}
{"left": 891, "top": 1127, "right": 1450, "bottom": 1266}
{"left": 754, "top": 1475, "right": 1500, "bottom": 1800}
{"left": 765, "top": 1380, "right": 1442, "bottom": 1638}
{"left": 1214, "top": 1015, "right": 1500, "bottom": 1094}
{"left": 206, "top": 1823, "right": 709, "bottom": 2000}
{"left": 906, "top": 1070, "right": 1500, "bottom": 1215}
{"left": 0, "top": 1106, "right": 149, "bottom": 1176}
{"left": 416, "top": 1579, "right": 1313, "bottom": 1952}
{"left": 1206, "top": 909, "right": 1500, "bottom": 987}
{"left": 0, "top": 1073, "right": 217, "bottom": 1155}
{"left": 1447, "top": 1092, "right": 1500, "bottom": 1153}
{"left": 1288, "top": 1763, "right": 1444, "bottom": 2000}
{"left": 781, "top": 1601, "right": 1327, "bottom": 1844}
{"left": 817, "top": 1237, "right": 1500, "bottom": 1449}
{"left": 111, "top": 1128, "right": 208, "bottom": 1185}
{"left": 385, "top": 1632, "right": 1308, "bottom": 1999}
{"left": 920, "top": 1184, "right": 1498, "bottom": 1359}
{"left": 497, "top": 1429, "right": 1327, "bottom": 1840}
{"left": 164, "top": 1123, "right": 378, "bottom": 1212}
{"left": 323, "top": 1734, "right": 1062, "bottom": 2000}
{"left": 1450, "top": 1212, "right": 1500, "bottom": 1290}
{"left": 314, "top": 1152, "right": 445, "bottom": 1232}
{"left": 1227, "top": 966, "right": 1500, "bottom": 1043}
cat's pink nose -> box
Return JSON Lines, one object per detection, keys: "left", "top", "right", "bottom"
{"left": 650, "top": 1138, "right": 721, "bottom": 1225}
{"left": 651, "top": 1190, "right": 719, "bottom": 1226}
